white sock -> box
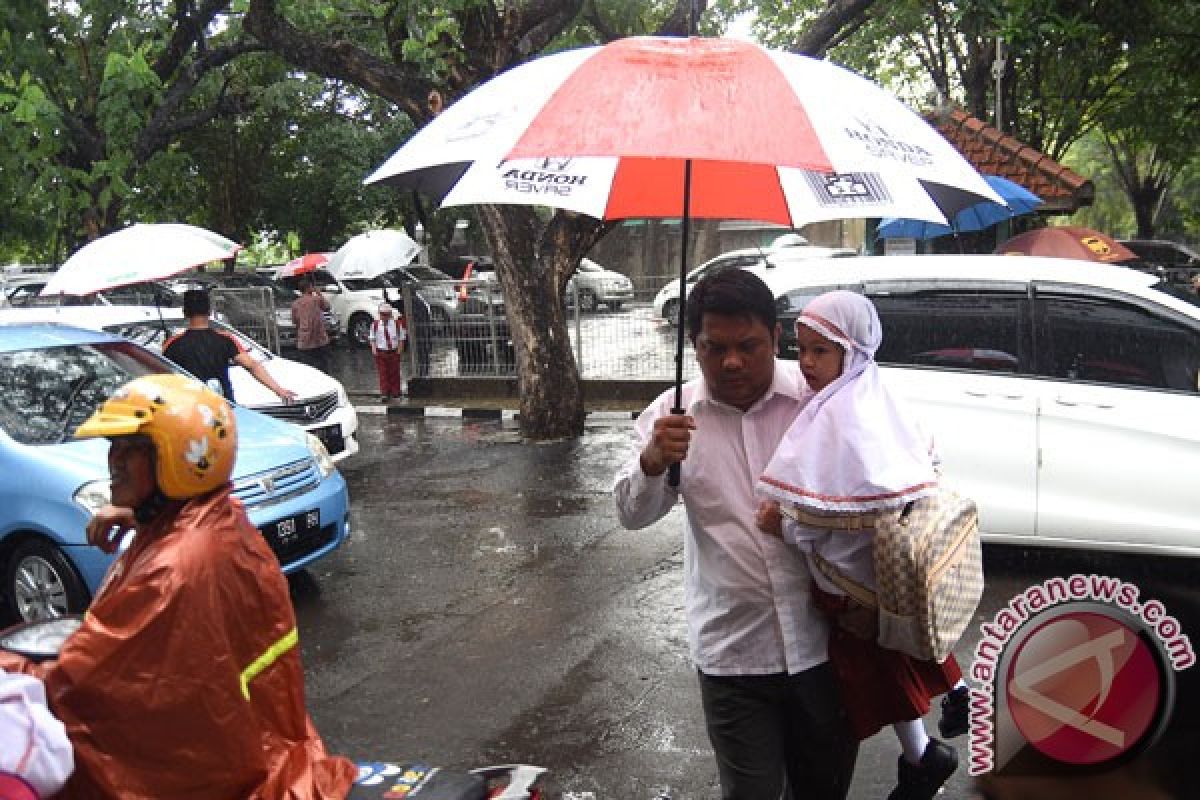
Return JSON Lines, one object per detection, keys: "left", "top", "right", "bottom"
{"left": 894, "top": 719, "right": 930, "bottom": 765}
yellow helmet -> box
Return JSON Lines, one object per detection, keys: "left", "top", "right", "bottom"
{"left": 74, "top": 374, "right": 237, "bottom": 499}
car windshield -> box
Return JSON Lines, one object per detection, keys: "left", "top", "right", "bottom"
{"left": 1152, "top": 281, "right": 1200, "bottom": 311}
{"left": 0, "top": 341, "right": 171, "bottom": 445}
{"left": 342, "top": 276, "right": 392, "bottom": 292}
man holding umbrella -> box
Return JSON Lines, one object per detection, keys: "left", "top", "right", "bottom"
{"left": 614, "top": 270, "right": 858, "bottom": 800}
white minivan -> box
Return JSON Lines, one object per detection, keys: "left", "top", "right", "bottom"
{"left": 769, "top": 254, "right": 1200, "bottom": 558}
{"left": 0, "top": 305, "right": 360, "bottom": 463}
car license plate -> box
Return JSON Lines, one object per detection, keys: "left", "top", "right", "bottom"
{"left": 267, "top": 509, "right": 320, "bottom": 548}
{"left": 312, "top": 423, "right": 345, "bottom": 455}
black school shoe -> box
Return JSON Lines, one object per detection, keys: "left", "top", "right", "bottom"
{"left": 886, "top": 739, "right": 958, "bottom": 800}
{"left": 939, "top": 686, "right": 970, "bottom": 738}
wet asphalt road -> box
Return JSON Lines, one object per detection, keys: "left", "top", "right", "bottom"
{"left": 293, "top": 411, "right": 1200, "bottom": 799}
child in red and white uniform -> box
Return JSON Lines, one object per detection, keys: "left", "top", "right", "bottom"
{"left": 755, "top": 290, "right": 968, "bottom": 800}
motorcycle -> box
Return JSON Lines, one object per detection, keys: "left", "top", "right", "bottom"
{"left": 0, "top": 616, "right": 548, "bottom": 800}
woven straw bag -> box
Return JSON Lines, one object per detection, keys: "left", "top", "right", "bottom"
{"left": 793, "top": 489, "right": 984, "bottom": 662}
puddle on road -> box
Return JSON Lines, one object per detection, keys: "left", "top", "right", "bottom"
{"left": 517, "top": 492, "right": 594, "bottom": 518}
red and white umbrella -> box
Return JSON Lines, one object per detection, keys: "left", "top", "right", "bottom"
{"left": 366, "top": 36, "right": 1001, "bottom": 226}
{"left": 279, "top": 252, "right": 332, "bottom": 278}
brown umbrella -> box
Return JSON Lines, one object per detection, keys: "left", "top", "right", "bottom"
{"left": 995, "top": 226, "right": 1136, "bottom": 263}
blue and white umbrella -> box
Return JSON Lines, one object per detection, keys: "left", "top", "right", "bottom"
{"left": 876, "top": 175, "right": 1043, "bottom": 240}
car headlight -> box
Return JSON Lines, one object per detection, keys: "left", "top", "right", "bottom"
{"left": 74, "top": 480, "right": 112, "bottom": 514}
{"left": 306, "top": 433, "right": 335, "bottom": 478}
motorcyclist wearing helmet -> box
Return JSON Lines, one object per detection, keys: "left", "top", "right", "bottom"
{"left": 0, "top": 374, "right": 355, "bottom": 799}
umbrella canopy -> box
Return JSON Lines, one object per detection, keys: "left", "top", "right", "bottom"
{"left": 279, "top": 252, "right": 332, "bottom": 278}
{"left": 40, "top": 223, "right": 241, "bottom": 297}
{"left": 877, "top": 175, "right": 1043, "bottom": 240}
{"left": 326, "top": 230, "right": 420, "bottom": 281}
{"left": 995, "top": 226, "right": 1136, "bottom": 263}
{"left": 365, "top": 37, "right": 1001, "bottom": 226}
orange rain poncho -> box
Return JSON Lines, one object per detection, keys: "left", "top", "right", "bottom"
{"left": 0, "top": 485, "right": 356, "bottom": 799}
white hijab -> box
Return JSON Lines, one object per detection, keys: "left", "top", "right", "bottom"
{"left": 758, "top": 290, "right": 937, "bottom": 513}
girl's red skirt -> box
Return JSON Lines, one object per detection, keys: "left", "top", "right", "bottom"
{"left": 813, "top": 587, "right": 962, "bottom": 741}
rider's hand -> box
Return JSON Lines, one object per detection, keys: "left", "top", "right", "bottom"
{"left": 86, "top": 505, "right": 136, "bottom": 554}
{"left": 640, "top": 413, "right": 696, "bottom": 477}
{"left": 277, "top": 388, "right": 298, "bottom": 404}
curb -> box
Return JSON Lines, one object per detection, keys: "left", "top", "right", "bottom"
{"left": 352, "top": 402, "right": 639, "bottom": 422}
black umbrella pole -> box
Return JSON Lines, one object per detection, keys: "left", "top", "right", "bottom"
{"left": 668, "top": 160, "right": 694, "bottom": 488}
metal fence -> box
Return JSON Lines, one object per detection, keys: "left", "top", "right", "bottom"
{"left": 396, "top": 283, "right": 698, "bottom": 382}
{"left": 210, "top": 287, "right": 284, "bottom": 354}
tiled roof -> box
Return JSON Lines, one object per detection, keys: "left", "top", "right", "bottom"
{"left": 925, "top": 108, "right": 1093, "bottom": 214}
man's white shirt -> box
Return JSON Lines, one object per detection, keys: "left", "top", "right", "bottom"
{"left": 613, "top": 360, "right": 829, "bottom": 676}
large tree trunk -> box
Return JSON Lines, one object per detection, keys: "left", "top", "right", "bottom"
{"left": 478, "top": 205, "right": 607, "bottom": 439}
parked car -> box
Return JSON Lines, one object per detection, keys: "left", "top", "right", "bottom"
{"left": 378, "top": 264, "right": 458, "bottom": 331}
{"left": 452, "top": 270, "right": 514, "bottom": 373}
{"left": 566, "top": 258, "right": 635, "bottom": 312}
{"left": 0, "top": 321, "right": 351, "bottom": 621}
{"left": 651, "top": 241, "right": 857, "bottom": 325}
{"left": 770, "top": 253, "right": 1200, "bottom": 558}
{"left": 1118, "top": 238, "right": 1200, "bottom": 288}
{"left": 1, "top": 276, "right": 180, "bottom": 310}
{"left": 0, "top": 305, "right": 360, "bottom": 463}
{"left": 436, "top": 255, "right": 493, "bottom": 282}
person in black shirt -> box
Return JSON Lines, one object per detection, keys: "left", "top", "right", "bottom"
{"left": 163, "top": 289, "right": 297, "bottom": 404}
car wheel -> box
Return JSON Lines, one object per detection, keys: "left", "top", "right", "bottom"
{"left": 661, "top": 298, "right": 680, "bottom": 326}
{"left": 578, "top": 289, "right": 598, "bottom": 312}
{"left": 349, "top": 313, "right": 374, "bottom": 347}
{"left": 5, "top": 538, "right": 90, "bottom": 622}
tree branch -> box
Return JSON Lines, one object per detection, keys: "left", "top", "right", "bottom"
{"left": 154, "top": 0, "right": 229, "bottom": 82}
{"left": 245, "top": 0, "right": 434, "bottom": 123}
{"left": 134, "top": 40, "right": 263, "bottom": 163}
{"left": 792, "top": 0, "right": 880, "bottom": 57}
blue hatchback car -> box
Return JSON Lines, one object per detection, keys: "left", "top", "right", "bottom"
{"left": 0, "top": 322, "right": 351, "bottom": 621}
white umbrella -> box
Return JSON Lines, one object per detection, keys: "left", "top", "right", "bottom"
{"left": 39, "top": 223, "right": 241, "bottom": 297}
{"left": 326, "top": 230, "right": 420, "bottom": 281}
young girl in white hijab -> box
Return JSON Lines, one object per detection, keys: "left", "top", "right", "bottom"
{"left": 755, "top": 290, "right": 967, "bottom": 800}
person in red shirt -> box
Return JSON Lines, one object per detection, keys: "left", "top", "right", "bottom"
{"left": 0, "top": 375, "right": 355, "bottom": 798}
{"left": 291, "top": 278, "right": 333, "bottom": 374}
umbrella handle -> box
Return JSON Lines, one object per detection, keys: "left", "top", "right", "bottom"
{"left": 667, "top": 405, "right": 685, "bottom": 488}
{"left": 667, "top": 462, "right": 681, "bottom": 488}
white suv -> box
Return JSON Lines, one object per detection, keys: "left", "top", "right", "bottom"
{"left": 771, "top": 254, "right": 1200, "bottom": 558}
{"left": 652, "top": 241, "right": 857, "bottom": 325}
